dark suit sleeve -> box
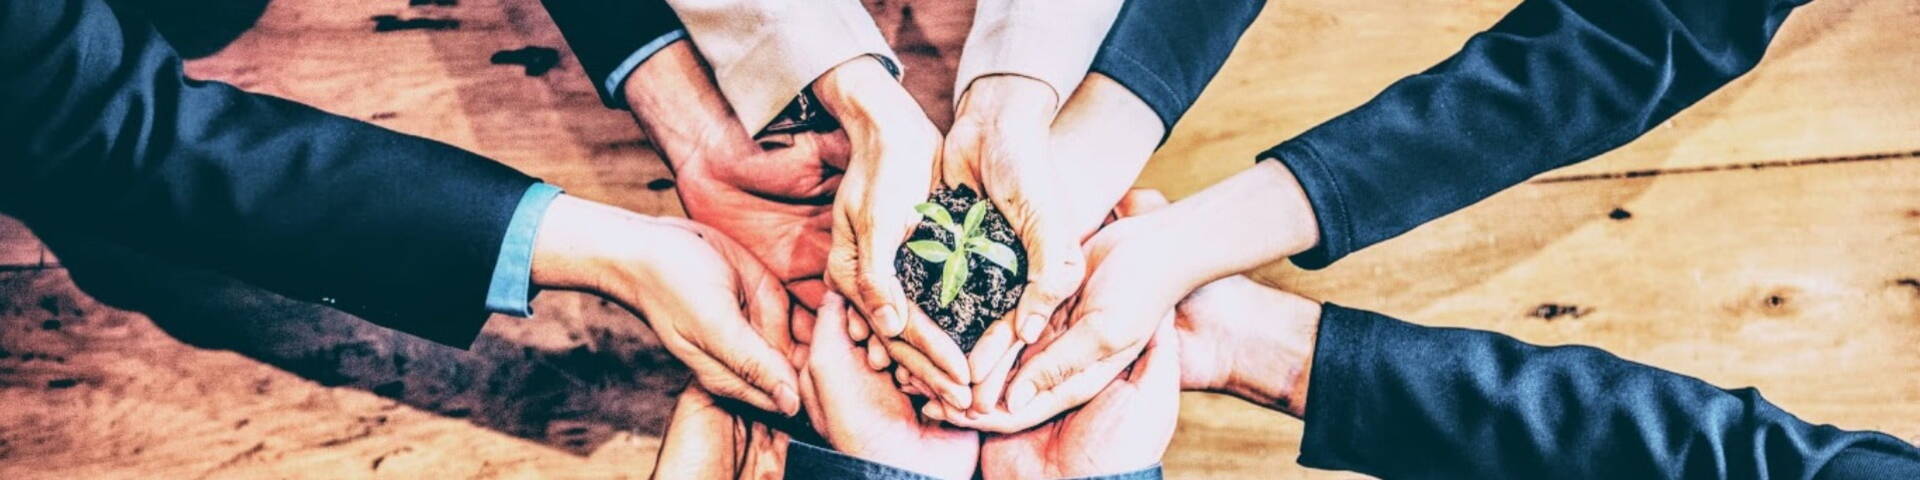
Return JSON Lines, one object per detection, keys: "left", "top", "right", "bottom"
{"left": 0, "top": 0, "right": 539, "bottom": 347}
{"left": 1089, "top": 0, "right": 1264, "bottom": 136}
{"left": 1262, "top": 0, "right": 1808, "bottom": 269}
{"left": 1299, "top": 304, "right": 1920, "bottom": 479}
{"left": 539, "top": 0, "right": 685, "bottom": 108}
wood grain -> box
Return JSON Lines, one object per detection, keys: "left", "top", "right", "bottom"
{"left": 1, "top": 0, "right": 1916, "bottom": 478}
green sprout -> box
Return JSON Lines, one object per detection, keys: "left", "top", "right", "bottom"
{"left": 905, "top": 200, "right": 1019, "bottom": 306}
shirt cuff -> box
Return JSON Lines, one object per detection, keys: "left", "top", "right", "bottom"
{"left": 783, "top": 439, "right": 945, "bottom": 480}
{"left": 484, "top": 183, "right": 564, "bottom": 317}
{"left": 602, "top": 29, "right": 689, "bottom": 110}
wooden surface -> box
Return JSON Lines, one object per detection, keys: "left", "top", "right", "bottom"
{"left": 3, "top": 0, "right": 1918, "bottom": 478}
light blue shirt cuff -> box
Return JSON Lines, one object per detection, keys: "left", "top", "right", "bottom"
{"left": 484, "top": 183, "right": 564, "bottom": 317}
{"left": 604, "top": 29, "right": 689, "bottom": 109}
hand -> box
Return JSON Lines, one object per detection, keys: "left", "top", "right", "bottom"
{"left": 797, "top": 292, "right": 979, "bottom": 479}
{"left": 813, "top": 57, "right": 975, "bottom": 405}
{"left": 976, "top": 320, "right": 1182, "bottom": 479}
{"left": 940, "top": 75, "right": 1089, "bottom": 414}
{"left": 1174, "top": 274, "right": 1319, "bottom": 418}
{"left": 652, "top": 385, "right": 790, "bottom": 480}
{"left": 994, "top": 164, "right": 1321, "bottom": 425}
{"left": 624, "top": 41, "right": 846, "bottom": 313}
{"left": 532, "top": 195, "right": 799, "bottom": 416}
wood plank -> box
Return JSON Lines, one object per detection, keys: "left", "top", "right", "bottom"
{"left": 0, "top": 0, "right": 1915, "bottom": 478}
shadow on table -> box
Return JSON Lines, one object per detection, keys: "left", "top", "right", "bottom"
{"left": 36, "top": 228, "right": 688, "bottom": 457}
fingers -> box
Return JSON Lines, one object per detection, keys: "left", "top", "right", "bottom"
{"left": 886, "top": 338, "right": 972, "bottom": 409}
{"left": 790, "top": 304, "right": 816, "bottom": 347}
{"left": 965, "top": 316, "right": 1020, "bottom": 383}
{"left": 693, "top": 313, "right": 803, "bottom": 416}
{"left": 946, "top": 351, "right": 1135, "bottom": 433}
{"left": 1003, "top": 309, "right": 1149, "bottom": 411}
{"left": 969, "top": 339, "right": 1019, "bottom": 416}
{"left": 1013, "top": 227, "right": 1084, "bottom": 343}
{"left": 897, "top": 309, "right": 972, "bottom": 385}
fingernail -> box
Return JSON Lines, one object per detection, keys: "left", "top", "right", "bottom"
{"left": 945, "top": 385, "right": 973, "bottom": 410}
{"left": 921, "top": 401, "right": 945, "bottom": 421}
{"left": 878, "top": 308, "right": 905, "bottom": 335}
{"left": 1020, "top": 313, "right": 1047, "bottom": 342}
{"left": 775, "top": 384, "right": 801, "bottom": 416}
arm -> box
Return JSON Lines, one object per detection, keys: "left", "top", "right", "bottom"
{"left": 954, "top": 0, "right": 1123, "bottom": 112}
{"left": 1172, "top": 279, "right": 1920, "bottom": 479}
{"left": 0, "top": 0, "right": 803, "bottom": 416}
{"left": 537, "top": 0, "right": 688, "bottom": 109}
{"left": 0, "top": 0, "right": 535, "bottom": 344}
{"left": 665, "top": 0, "right": 898, "bottom": 134}
{"left": 1188, "top": 0, "right": 1814, "bottom": 274}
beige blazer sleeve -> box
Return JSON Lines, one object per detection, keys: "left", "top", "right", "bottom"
{"left": 666, "top": 0, "right": 898, "bottom": 133}
{"left": 954, "top": 0, "right": 1123, "bottom": 111}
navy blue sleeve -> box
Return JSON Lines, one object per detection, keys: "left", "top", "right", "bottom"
{"left": 1299, "top": 304, "right": 1920, "bottom": 479}
{"left": 538, "top": 0, "right": 685, "bottom": 108}
{"left": 1262, "top": 0, "right": 1808, "bottom": 269}
{"left": 1090, "top": 0, "right": 1264, "bottom": 135}
{"left": 0, "top": 0, "right": 539, "bottom": 347}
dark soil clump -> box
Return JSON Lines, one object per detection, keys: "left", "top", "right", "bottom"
{"left": 894, "top": 186, "right": 1027, "bottom": 352}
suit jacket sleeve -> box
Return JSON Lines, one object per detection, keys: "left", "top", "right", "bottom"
{"left": 0, "top": 0, "right": 539, "bottom": 347}
{"left": 1300, "top": 304, "right": 1920, "bottom": 479}
{"left": 538, "top": 0, "right": 686, "bottom": 109}
{"left": 1262, "top": 0, "right": 1809, "bottom": 269}
{"left": 663, "top": 0, "right": 896, "bottom": 133}
{"left": 954, "top": 0, "right": 1123, "bottom": 111}
{"left": 1089, "top": 0, "right": 1265, "bottom": 134}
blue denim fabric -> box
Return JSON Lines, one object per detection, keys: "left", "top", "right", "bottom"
{"left": 783, "top": 439, "right": 1164, "bottom": 479}
{"left": 482, "top": 183, "right": 563, "bottom": 316}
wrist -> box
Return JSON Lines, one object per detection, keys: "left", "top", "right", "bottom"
{"left": 1161, "top": 162, "right": 1321, "bottom": 284}
{"left": 1219, "top": 288, "right": 1319, "bottom": 418}
{"left": 622, "top": 41, "right": 751, "bottom": 171}
{"left": 955, "top": 74, "right": 1058, "bottom": 127}
{"left": 813, "top": 57, "right": 922, "bottom": 135}
{"left": 530, "top": 195, "right": 656, "bottom": 294}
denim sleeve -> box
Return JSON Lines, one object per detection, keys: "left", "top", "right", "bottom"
{"left": 482, "top": 183, "right": 563, "bottom": 317}
{"left": 1299, "top": 304, "right": 1920, "bottom": 479}
{"left": 783, "top": 439, "right": 944, "bottom": 480}
{"left": 1261, "top": 0, "right": 1809, "bottom": 269}
{"left": 1089, "top": 0, "right": 1264, "bottom": 136}
{"left": 784, "top": 439, "right": 1164, "bottom": 479}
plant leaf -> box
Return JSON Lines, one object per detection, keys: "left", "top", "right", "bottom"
{"left": 915, "top": 202, "right": 956, "bottom": 228}
{"left": 939, "top": 251, "right": 969, "bottom": 306}
{"left": 905, "top": 240, "right": 951, "bottom": 263}
{"left": 962, "top": 200, "right": 988, "bottom": 234}
{"left": 973, "top": 239, "right": 1019, "bottom": 272}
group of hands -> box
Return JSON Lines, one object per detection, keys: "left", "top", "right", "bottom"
{"left": 534, "top": 52, "right": 1323, "bottom": 478}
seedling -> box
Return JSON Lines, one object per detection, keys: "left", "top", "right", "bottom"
{"left": 905, "top": 200, "right": 1020, "bottom": 306}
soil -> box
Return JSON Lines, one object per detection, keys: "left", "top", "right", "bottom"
{"left": 894, "top": 186, "right": 1028, "bottom": 352}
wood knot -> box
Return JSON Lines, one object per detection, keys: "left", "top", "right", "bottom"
{"left": 1607, "top": 208, "right": 1632, "bottom": 220}
{"left": 1529, "top": 303, "right": 1590, "bottom": 321}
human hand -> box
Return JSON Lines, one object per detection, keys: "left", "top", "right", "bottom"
{"left": 652, "top": 385, "right": 790, "bottom": 480}
{"left": 1173, "top": 274, "right": 1319, "bottom": 418}
{"left": 813, "top": 57, "right": 976, "bottom": 406}
{"left": 939, "top": 74, "right": 1090, "bottom": 413}
{"left": 532, "top": 195, "right": 799, "bottom": 416}
{"left": 797, "top": 292, "right": 979, "bottom": 479}
{"left": 624, "top": 41, "right": 846, "bottom": 313}
{"left": 976, "top": 319, "right": 1181, "bottom": 479}
{"left": 989, "top": 164, "right": 1321, "bottom": 426}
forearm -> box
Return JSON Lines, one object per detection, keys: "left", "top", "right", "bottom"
{"left": 537, "top": 0, "right": 684, "bottom": 108}
{"left": 956, "top": 0, "right": 1123, "bottom": 111}
{"left": 1, "top": 0, "right": 536, "bottom": 345}
{"left": 667, "top": 0, "right": 896, "bottom": 133}
{"left": 1296, "top": 304, "right": 1920, "bottom": 479}
{"left": 1266, "top": 0, "right": 1808, "bottom": 269}
{"left": 1089, "top": 0, "right": 1265, "bottom": 132}
{"left": 1047, "top": 74, "right": 1167, "bottom": 237}
{"left": 621, "top": 40, "right": 752, "bottom": 171}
